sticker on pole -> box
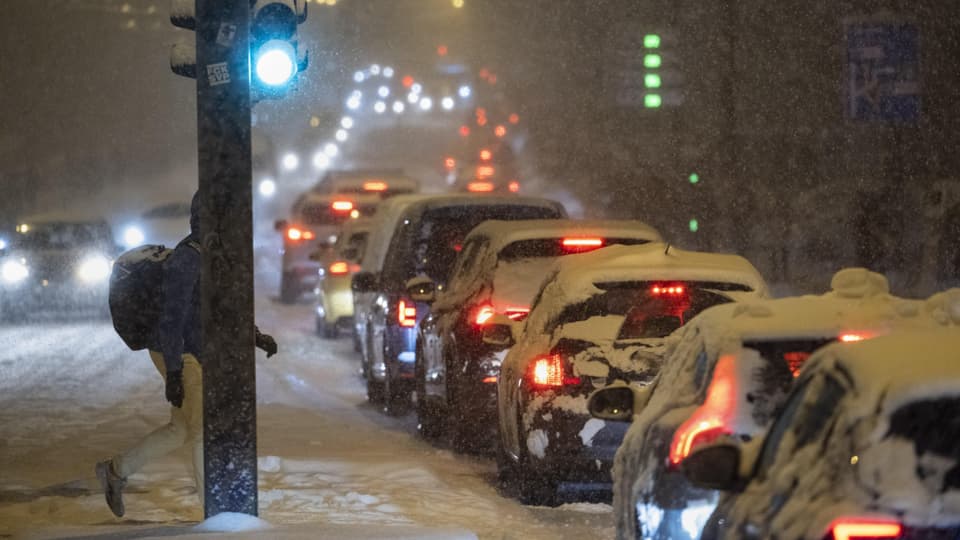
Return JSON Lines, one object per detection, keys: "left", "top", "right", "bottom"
{"left": 216, "top": 23, "right": 238, "bottom": 47}
{"left": 207, "top": 62, "right": 231, "bottom": 86}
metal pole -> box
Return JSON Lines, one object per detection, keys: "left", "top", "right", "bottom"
{"left": 195, "top": 0, "right": 257, "bottom": 518}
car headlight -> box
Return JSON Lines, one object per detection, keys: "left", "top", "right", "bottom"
{"left": 77, "top": 255, "right": 112, "bottom": 283}
{"left": 1, "top": 259, "right": 29, "bottom": 284}
{"left": 123, "top": 226, "right": 145, "bottom": 248}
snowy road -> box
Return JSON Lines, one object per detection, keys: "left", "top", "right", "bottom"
{"left": 0, "top": 289, "right": 613, "bottom": 539}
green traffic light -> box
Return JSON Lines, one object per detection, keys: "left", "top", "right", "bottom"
{"left": 644, "top": 34, "right": 661, "bottom": 49}
{"left": 644, "top": 94, "right": 662, "bottom": 108}
{"left": 644, "top": 74, "right": 662, "bottom": 88}
{"left": 689, "top": 173, "right": 700, "bottom": 184}
{"left": 689, "top": 219, "right": 699, "bottom": 233}
{"left": 644, "top": 54, "right": 662, "bottom": 68}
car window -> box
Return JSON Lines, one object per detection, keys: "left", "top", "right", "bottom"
{"left": 755, "top": 377, "right": 813, "bottom": 477}
{"left": 450, "top": 238, "right": 487, "bottom": 289}
{"left": 617, "top": 288, "right": 734, "bottom": 340}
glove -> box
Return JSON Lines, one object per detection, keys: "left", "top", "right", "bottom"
{"left": 166, "top": 370, "right": 184, "bottom": 408}
{"left": 256, "top": 331, "right": 278, "bottom": 358}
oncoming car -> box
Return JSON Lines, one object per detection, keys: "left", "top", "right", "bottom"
{"left": 494, "top": 243, "right": 767, "bottom": 505}
{"left": 685, "top": 330, "right": 960, "bottom": 540}
{"left": 119, "top": 200, "right": 191, "bottom": 250}
{"left": 589, "top": 268, "right": 936, "bottom": 540}
{"left": 415, "top": 220, "right": 663, "bottom": 451}
{"left": 315, "top": 218, "right": 371, "bottom": 338}
{"left": 0, "top": 215, "right": 117, "bottom": 321}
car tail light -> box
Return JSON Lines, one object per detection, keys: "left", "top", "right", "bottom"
{"left": 528, "top": 354, "right": 581, "bottom": 389}
{"left": 398, "top": 299, "right": 417, "bottom": 327}
{"left": 444, "top": 157, "right": 456, "bottom": 170}
{"left": 475, "top": 305, "right": 495, "bottom": 325}
{"left": 467, "top": 182, "right": 495, "bottom": 193}
{"left": 477, "top": 165, "right": 495, "bottom": 178}
{"left": 668, "top": 353, "right": 738, "bottom": 467}
{"left": 482, "top": 376, "right": 498, "bottom": 384}
{"left": 286, "top": 227, "right": 314, "bottom": 241}
{"left": 839, "top": 333, "right": 866, "bottom": 343}
{"left": 825, "top": 518, "right": 902, "bottom": 540}
{"left": 331, "top": 200, "right": 354, "bottom": 212}
{"left": 363, "top": 181, "right": 387, "bottom": 192}
{"left": 504, "top": 307, "right": 529, "bottom": 321}
{"left": 328, "top": 261, "right": 350, "bottom": 275}
{"left": 783, "top": 351, "right": 811, "bottom": 377}
{"left": 562, "top": 238, "right": 604, "bottom": 251}
{"left": 651, "top": 284, "right": 686, "bottom": 295}
{"left": 508, "top": 181, "right": 520, "bottom": 193}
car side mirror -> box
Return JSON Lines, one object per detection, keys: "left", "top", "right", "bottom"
{"left": 352, "top": 271, "right": 378, "bottom": 293}
{"left": 405, "top": 276, "right": 436, "bottom": 303}
{"left": 482, "top": 314, "right": 517, "bottom": 348}
{"left": 587, "top": 386, "right": 636, "bottom": 422}
{"left": 274, "top": 219, "right": 288, "bottom": 232}
{"left": 681, "top": 443, "right": 744, "bottom": 491}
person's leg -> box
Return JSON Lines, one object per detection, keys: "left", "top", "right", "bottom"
{"left": 181, "top": 354, "right": 204, "bottom": 504}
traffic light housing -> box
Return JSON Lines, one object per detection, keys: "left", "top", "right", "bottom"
{"left": 170, "top": 0, "right": 308, "bottom": 99}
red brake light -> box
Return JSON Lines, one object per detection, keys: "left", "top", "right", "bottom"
{"left": 668, "top": 353, "right": 738, "bottom": 467}
{"left": 505, "top": 307, "right": 529, "bottom": 321}
{"left": 529, "top": 354, "right": 580, "bottom": 388}
{"left": 467, "top": 182, "right": 495, "bottom": 193}
{"left": 651, "top": 284, "right": 686, "bottom": 295}
{"left": 827, "top": 518, "right": 902, "bottom": 540}
{"left": 479, "top": 149, "right": 492, "bottom": 161}
{"left": 287, "top": 227, "right": 303, "bottom": 241}
{"left": 459, "top": 125, "right": 470, "bottom": 137}
{"left": 329, "top": 261, "right": 349, "bottom": 275}
{"left": 494, "top": 125, "right": 507, "bottom": 138}
{"left": 562, "top": 238, "right": 604, "bottom": 252}
{"left": 363, "top": 181, "right": 387, "bottom": 192}
{"left": 508, "top": 113, "right": 520, "bottom": 124}
{"left": 839, "top": 333, "right": 866, "bottom": 343}
{"left": 508, "top": 181, "right": 520, "bottom": 193}
{"left": 398, "top": 300, "right": 417, "bottom": 327}
{"left": 402, "top": 75, "right": 414, "bottom": 88}
{"left": 477, "top": 165, "right": 495, "bottom": 178}
{"left": 783, "top": 351, "right": 811, "bottom": 377}
{"left": 475, "top": 305, "right": 495, "bottom": 325}
{"left": 332, "top": 200, "right": 354, "bottom": 212}
{"left": 444, "top": 157, "right": 456, "bottom": 170}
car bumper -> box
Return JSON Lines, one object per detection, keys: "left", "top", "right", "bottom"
{"left": 1, "top": 281, "right": 108, "bottom": 311}
{"left": 521, "top": 391, "right": 630, "bottom": 484}
{"left": 320, "top": 277, "right": 354, "bottom": 321}
{"left": 370, "top": 324, "right": 417, "bottom": 382}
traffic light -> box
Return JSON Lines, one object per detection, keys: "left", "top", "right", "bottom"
{"left": 169, "top": 0, "right": 308, "bottom": 99}
{"left": 639, "top": 32, "right": 683, "bottom": 108}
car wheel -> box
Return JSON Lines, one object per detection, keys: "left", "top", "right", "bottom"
{"left": 383, "top": 344, "right": 411, "bottom": 416}
{"left": 366, "top": 377, "right": 385, "bottom": 404}
{"left": 318, "top": 319, "right": 337, "bottom": 339}
{"left": 279, "top": 273, "right": 299, "bottom": 304}
{"left": 495, "top": 430, "right": 519, "bottom": 488}
{"left": 416, "top": 348, "right": 445, "bottom": 441}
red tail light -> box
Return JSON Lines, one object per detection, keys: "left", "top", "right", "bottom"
{"left": 398, "top": 299, "right": 417, "bottom": 327}
{"left": 826, "top": 518, "right": 902, "bottom": 540}
{"left": 562, "top": 238, "right": 604, "bottom": 251}
{"left": 331, "top": 200, "right": 354, "bottom": 212}
{"left": 494, "top": 125, "right": 507, "bottom": 138}
{"left": 651, "top": 284, "right": 686, "bottom": 295}
{"left": 363, "top": 181, "right": 387, "bottom": 192}
{"left": 482, "top": 376, "right": 498, "bottom": 384}
{"left": 444, "top": 157, "right": 456, "bottom": 170}
{"left": 783, "top": 351, "right": 811, "bottom": 377}
{"left": 459, "top": 125, "right": 470, "bottom": 137}
{"left": 475, "top": 305, "right": 495, "bottom": 325}
{"left": 528, "top": 354, "right": 581, "bottom": 389}
{"left": 328, "top": 261, "right": 350, "bottom": 275}
{"left": 504, "top": 307, "right": 529, "bottom": 321}
{"left": 477, "top": 165, "right": 495, "bottom": 178}
{"left": 839, "top": 333, "right": 866, "bottom": 343}
{"left": 668, "top": 353, "right": 738, "bottom": 467}
{"left": 287, "top": 227, "right": 314, "bottom": 241}
{"left": 479, "top": 149, "right": 492, "bottom": 161}
{"left": 508, "top": 181, "right": 520, "bottom": 193}
{"left": 467, "top": 182, "right": 495, "bottom": 192}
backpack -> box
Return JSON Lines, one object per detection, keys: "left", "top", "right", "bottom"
{"left": 108, "top": 239, "right": 200, "bottom": 351}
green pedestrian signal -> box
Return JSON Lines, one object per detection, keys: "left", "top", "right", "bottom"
{"left": 644, "top": 34, "right": 661, "bottom": 49}
{"left": 689, "top": 173, "right": 700, "bottom": 184}
{"left": 643, "top": 54, "right": 662, "bottom": 69}
{"left": 644, "top": 94, "right": 662, "bottom": 108}
{"left": 644, "top": 74, "right": 662, "bottom": 89}
{"left": 689, "top": 219, "right": 699, "bottom": 233}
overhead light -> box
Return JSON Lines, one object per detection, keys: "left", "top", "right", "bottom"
{"left": 323, "top": 143, "right": 339, "bottom": 157}
{"left": 374, "top": 101, "right": 386, "bottom": 114}
{"left": 282, "top": 153, "right": 299, "bottom": 171}
{"left": 393, "top": 101, "right": 405, "bottom": 113}
{"left": 341, "top": 116, "right": 354, "bottom": 129}
{"left": 335, "top": 129, "right": 348, "bottom": 142}
{"left": 419, "top": 97, "right": 433, "bottom": 111}
{"left": 313, "top": 152, "right": 330, "bottom": 169}
{"left": 458, "top": 85, "right": 471, "bottom": 98}
{"left": 353, "top": 71, "right": 365, "bottom": 83}
{"left": 259, "top": 178, "right": 277, "bottom": 197}
{"left": 383, "top": 66, "right": 394, "bottom": 78}
{"left": 441, "top": 97, "right": 455, "bottom": 110}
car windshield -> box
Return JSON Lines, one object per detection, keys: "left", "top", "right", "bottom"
{"left": 301, "top": 203, "right": 376, "bottom": 226}
{"left": 11, "top": 222, "right": 113, "bottom": 250}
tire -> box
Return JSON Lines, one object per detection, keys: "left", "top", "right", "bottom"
{"left": 382, "top": 341, "right": 411, "bottom": 416}
{"left": 279, "top": 273, "right": 299, "bottom": 304}
{"left": 366, "top": 378, "right": 385, "bottom": 404}
{"left": 495, "top": 435, "right": 519, "bottom": 488}
{"left": 317, "top": 318, "right": 337, "bottom": 339}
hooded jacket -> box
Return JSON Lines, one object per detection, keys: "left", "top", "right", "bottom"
{"left": 156, "top": 192, "right": 202, "bottom": 373}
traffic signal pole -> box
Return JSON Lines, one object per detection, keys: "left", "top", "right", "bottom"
{"left": 195, "top": 0, "right": 258, "bottom": 518}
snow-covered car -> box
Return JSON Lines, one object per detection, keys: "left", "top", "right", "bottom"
{"left": 310, "top": 169, "right": 421, "bottom": 198}
{"left": 588, "top": 268, "right": 937, "bottom": 540}
{"left": 119, "top": 200, "right": 191, "bottom": 250}
{"left": 415, "top": 220, "right": 664, "bottom": 451}
{"left": 275, "top": 192, "right": 380, "bottom": 303}
{"left": 684, "top": 329, "right": 960, "bottom": 540}
{"left": 494, "top": 243, "right": 767, "bottom": 505}
{"left": 314, "top": 218, "right": 371, "bottom": 339}
{"left": 0, "top": 214, "right": 118, "bottom": 321}
{"left": 351, "top": 195, "right": 566, "bottom": 414}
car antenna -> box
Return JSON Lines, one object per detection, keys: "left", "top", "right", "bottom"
{"left": 664, "top": 243, "right": 671, "bottom": 255}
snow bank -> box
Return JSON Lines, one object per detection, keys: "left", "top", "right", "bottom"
{"left": 194, "top": 512, "right": 272, "bottom": 532}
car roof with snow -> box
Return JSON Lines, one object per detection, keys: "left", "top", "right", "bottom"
{"left": 688, "top": 269, "right": 932, "bottom": 348}
{"left": 463, "top": 219, "right": 662, "bottom": 251}
{"left": 17, "top": 211, "right": 112, "bottom": 225}
{"left": 800, "top": 329, "right": 960, "bottom": 419}
{"left": 396, "top": 194, "right": 565, "bottom": 219}
{"left": 359, "top": 194, "right": 438, "bottom": 273}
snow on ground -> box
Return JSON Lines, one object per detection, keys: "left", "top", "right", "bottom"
{"left": 0, "top": 284, "right": 612, "bottom": 539}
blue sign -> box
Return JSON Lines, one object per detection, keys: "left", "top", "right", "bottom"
{"left": 846, "top": 21, "right": 920, "bottom": 123}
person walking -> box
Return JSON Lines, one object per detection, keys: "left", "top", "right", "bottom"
{"left": 95, "top": 193, "right": 276, "bottom": 517}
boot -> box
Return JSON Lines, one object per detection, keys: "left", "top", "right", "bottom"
{"left": 95, "top": 459, "right": 127, "bottom": 517}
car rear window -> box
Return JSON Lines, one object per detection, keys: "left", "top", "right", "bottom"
{"left": 301, "top": 203, "right": 376, "bottom": 226}
{"left": 385, "top": 204, "right": 561, "bottom": 285}
{"left": 497, "top": 237, "right": 652, "bottom": 262}
{"left": 616, "top": 288, "right": 736, "bottom": 339}
{"left": 888, "top": 398, "right": 960, "bottom": 466}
